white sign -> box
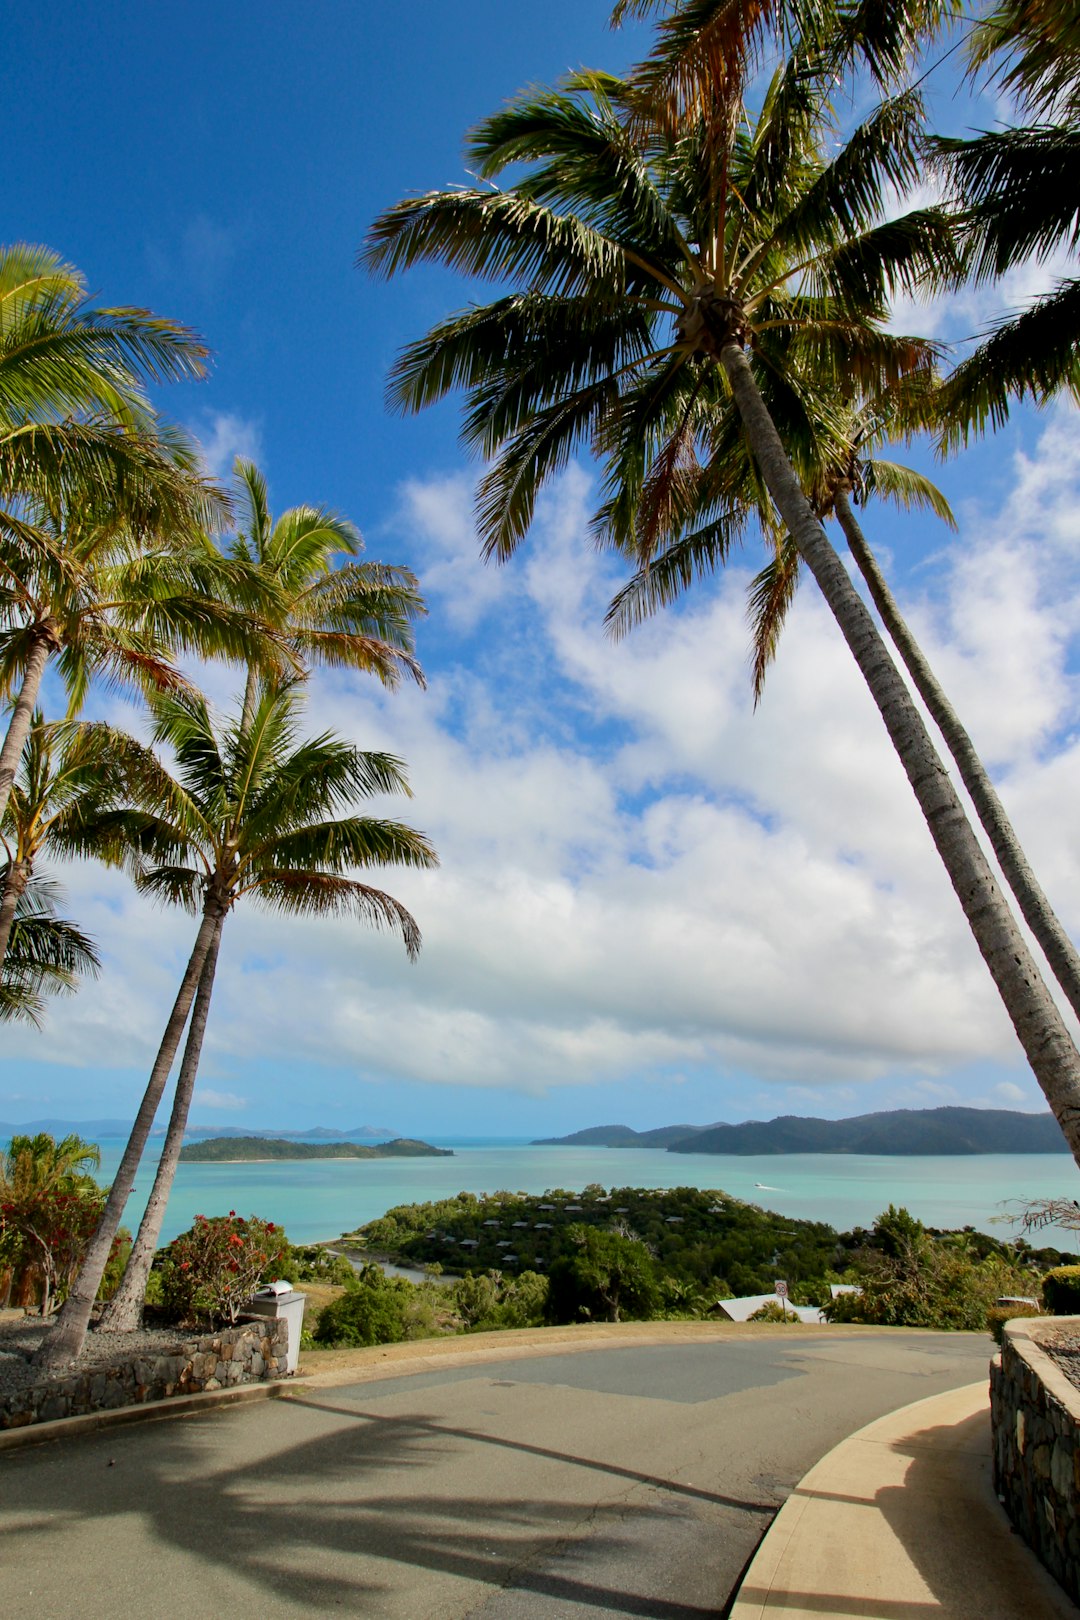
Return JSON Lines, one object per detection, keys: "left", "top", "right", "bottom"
{"left": 774, "top": 1279, "right": 789, "bottom": 1298}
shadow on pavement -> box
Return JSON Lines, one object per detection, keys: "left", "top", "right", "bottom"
{"left": 5, "top": 1393, "right": 742, "bottom": 1617}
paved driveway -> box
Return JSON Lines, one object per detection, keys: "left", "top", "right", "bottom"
{"left": 3, "top": 1329, "right": 991, "bottom": 1619}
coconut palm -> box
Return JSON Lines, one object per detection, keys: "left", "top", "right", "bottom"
{"left": 38, "top": 678, "right": 437, "bottom": 1358}
{"left": 363, "top": 39, "right": 1080, "bottom": 1158}
{"left": 0, "top": 244, "right": 224, "bottom": 817}
{"left": 0, "top": 875, "right": 99, "bottom": 1026}
{"left": 933, "top": 0, "right": 1080, "bottom": 444}
{"left": 0, "top": 714, "right": 154, "bottom": 966}
{"left": 227, "top": 458, "right": 425, "bottom": 732}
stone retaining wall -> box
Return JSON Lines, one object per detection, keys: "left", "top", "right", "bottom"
{"left": 0, "top": 1318, "right": 289, "bottom": 1431}
{"left": 991, "top": 1315, "right": 1080, "bottom": 1602}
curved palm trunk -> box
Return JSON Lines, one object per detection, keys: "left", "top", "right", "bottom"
{"left": 99, "top": 915, "right": 224, "bottom": 1330}
{"left": 32, "top": 902, "right": 225, "bottom": 1372}
{"left": 721, "top": 340, "right": 1080, "bottom": 1163}
{"left": 0, "top": 857, "right": 32, "bottom": 967}
{"left": 834, "top": 487, "right": 1080, "bottom": 1024}
{"left": 0, "top": 625, "right": 56, "bottom": 824}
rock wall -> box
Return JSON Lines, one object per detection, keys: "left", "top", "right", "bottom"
{"left": 991, "top": 1316, "right": 1080, "bottom": 1603}
{"left": 0, "top": 1318, "right": 288, "bottom": 1431}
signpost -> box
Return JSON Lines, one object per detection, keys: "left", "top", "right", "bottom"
{"left": 774, "top": 1279, "right": 789, "bottom": 1322}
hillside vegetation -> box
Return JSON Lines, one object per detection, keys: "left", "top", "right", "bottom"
{"left": 177, "top": 1136, "right": 452, "bottom": 1162}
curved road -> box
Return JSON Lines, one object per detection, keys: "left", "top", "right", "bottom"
{"left": 3, "top": 1328, "right": 989, "bottom": 1619}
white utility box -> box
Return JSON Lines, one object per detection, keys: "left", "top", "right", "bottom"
{"left": 243, "top": 1282, "right": 307, "bottom": 1374}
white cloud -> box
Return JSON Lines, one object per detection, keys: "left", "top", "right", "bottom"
{"left": 193, "top": 1089, "right": 248, "bottom": 1111}
{"left": 994, "top": 1082, "right": 1028, "bottom": 1104}
{"left": 194, "top": 412, "right": 262, "bottom": 481}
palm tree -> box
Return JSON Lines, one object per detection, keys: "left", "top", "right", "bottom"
{"left": 226, "top": 458, "right": 425, "bottom": 732}
{"left": 933, "top": 0, "right": 1080, "bottom": 444}
{"left": 0, "top": 875, "right": 99, "bottom": 1026}
{"left": 0, "top": 1130, "right": 103, "bottom": 1314}
{"left": 363, "top": 38, "right": 1080, "bottom": 1159}
{"left": 0, "top": 244, "right": 222, "bottom": 818}
{"left": 0, "top": 714, "right": 149, "bottom": 966}
{"left": 38, "top": 679, "right": 437, "bottom": 1358}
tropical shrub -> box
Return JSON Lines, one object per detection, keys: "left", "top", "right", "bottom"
{"left": 546, "top": 1225, "right": 661, "bottom": 1324}
{"left": 312, "top": 1264, "right": 412, "bottom": 1347}
{"left": 825, "top": 1207, "right": 1033, "bottom": 1331}
{"left": 285, "top": 1244, "right": 357, "bottom": 1287}
{"left": 748, "top": 1300, "right": 801, "bottom": 1323}
{"left": 0, "top": 1132, "right": 125, "bottom": 1314}
{"left": 1042, "top": 1266, "right": 1080, "bottom": 1315}
{"left": 987, "top": 1303, "right": 1043, "bottom": 1345}
{"left": 158, "top": 1212, "right": 289, "bottom": 1326}
{"left": 450, "top": 1269, "right": 549, "bottom": 1331}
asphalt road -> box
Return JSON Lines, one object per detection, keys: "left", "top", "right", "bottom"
{"left": 3, "top": 1329, "right": 991, "bottom": 1620}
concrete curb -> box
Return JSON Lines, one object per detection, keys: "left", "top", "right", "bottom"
{"left": 728, "top": 1379, "right": 1076, "bottom": 1619}
{"left": 0, "top": 1376, "right": 290, "bottom": 1452}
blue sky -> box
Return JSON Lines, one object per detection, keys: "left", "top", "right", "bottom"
{"left": 3, "top": 4, "right": 1080, "bottom": 1137}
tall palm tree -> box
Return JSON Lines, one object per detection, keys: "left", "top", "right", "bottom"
{"left": 0, "top": 244, "right": 222, "bottom": 818}
{"left": 38, "top": 679, "right": 437, "bottom": 1358}
{"left": 226, "top": 458, "right": 425, "bottom": 732}
{"left": 0, "top": 875, "right": 99, "bottom": 1026}
{"left": 363, "top": 40, "right": 1080, "bottom": 1159}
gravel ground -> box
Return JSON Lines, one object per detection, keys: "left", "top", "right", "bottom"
{"left": 1044, "top": 1326, "right": 1080, "bottom": 1394}
{"left": 0, "top": 1314, "right": 197, "bottom": 1400}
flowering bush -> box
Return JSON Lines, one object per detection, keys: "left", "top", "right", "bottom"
{"left": 159, "top": 1212, "right": 289, "bottom": 1325}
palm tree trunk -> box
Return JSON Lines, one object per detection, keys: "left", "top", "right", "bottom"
{"left": 32, "top": 901, "right": 225, "bottom": 1372}
{"left": 833, "top": 487, "right": 1080, "bottom": 1024}
{"left": 720, "top": 339, "right": 1080, "bottom": 1162}
{"left": 0, "top": 857, "right": 32, "bottom": 967}
{"left": 0, "top": 624, "right": 57, "bottom": 824}
{"left": 240, "top": 662, "right": 259, "bottom": 734}
{"left": 98, "top": 914, "right": 224, "bottom": 1330}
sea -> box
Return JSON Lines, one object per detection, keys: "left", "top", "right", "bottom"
{"left": 88, "top": 1138, "right": 1080, "bottom": 1248}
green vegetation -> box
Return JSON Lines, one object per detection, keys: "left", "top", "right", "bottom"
{"left": 1042, "top": 1266, "right": 1080, "bottom": 1316}
{"left": 178, "top": 1136, "right": 451, "bottom": 1163}
{"left": 334, "top": 1188, "right": 1071, "bottom": 1336}
{"left": 158, "top": 1213, "right": 289, "bottom": 1327}
{"left": 825, "top": 1207, "right": 1037, "bottom": 1331}
{"left": 0, "top": 1132, "right": 129, "bottom": 1315}
{"left": 347, "top": 1184, "right": 839, "bottom": 1303}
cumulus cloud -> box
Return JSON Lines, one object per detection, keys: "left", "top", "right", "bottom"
{"left": 12, "top": 406, "right": 1080, "bottom": 1122}
{"left": 193, "top": 1089, "right": 248, "bottom": 1111}
{"left": 194, "top": 412, "right": 262, "bottom": 481}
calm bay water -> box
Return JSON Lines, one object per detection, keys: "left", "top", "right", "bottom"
{"left": 90, "top": 1139, "right": 1080, "bottom": 1246}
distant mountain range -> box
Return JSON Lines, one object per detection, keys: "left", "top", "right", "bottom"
{"left": 0, "top": 1119, "right": 396, "bottom": 1143}
{"left": 533, "top": 1122, "right": 722, "bottom": 1148}
{"left": 535, "top": 1106, "right": 1069, "bottom": 1155}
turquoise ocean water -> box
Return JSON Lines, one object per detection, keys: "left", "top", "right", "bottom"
{"left": 89, "top": 1139, "right": 1080, "bottom": 1246}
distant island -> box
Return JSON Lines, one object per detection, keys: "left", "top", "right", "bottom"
{"left": 178, "top": 1136, "right": 453, "bottom": 1162}
{"left": 535, "top": 1106, "right": 1068, "bottom": 1156}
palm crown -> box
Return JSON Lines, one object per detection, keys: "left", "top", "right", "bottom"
{"left": 226, "top": 458, "right": 425, "bottom": 722}
{"left": 365, "top": 61, "right": 953, "bottom": 566}
{"left": 60, "top": 680, "right": 438, "bottom": 948}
